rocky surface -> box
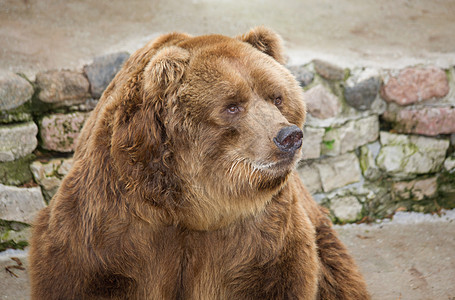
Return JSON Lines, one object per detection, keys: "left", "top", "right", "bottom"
{"left": 317, "top": 153, "right": 362, "bottom": 192}
{"left": 0, "top": 184, "right": 45, "bottom": 224}
{"left": 0, "top": 154, "right": 35, "bottom": 186}
{"left": 381, "top": 67, "right": 449, "bottom": 106}
{"left": 344, "top": 76, "right": 381, "bottom": 111}
{"left": 322, "top": 115, "right": 379, "bottom": 156}
{"left": 0, "top": 122, "right": 37, "bottom": 162}
{"left": 391, "top": 177, "right": 438, "bottom": 201}
{"left": 30, "top": 158, "right": 74, "bottom": 201}
{"left": 329, "top": 195, "right": 363, "bottom": 222}
{"left": 0, "top": 72, "right": 34, "bottom": 111}
{"left": 39, "top": 112, "right": 90, "bottom": 152}
{"left": 35, "top": 70, "right": 91, "bottom": 106}
{"left": 383, "top": 106, "right": 455, "bottom": 136}
{"left": 376, "top": 132, "right": 450, "bottom": 178}
{"left": 303, "top": 84, "right": 341, "bottom": 119}
{"left": 301, "top": 126, "right": 325, "bottom": 159}
{"left": 84, "top": 52, "right": 130, "bottom": 98}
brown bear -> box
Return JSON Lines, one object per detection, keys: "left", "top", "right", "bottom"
{"left": 29, "top": 27, "right": 370, "bottom": 299}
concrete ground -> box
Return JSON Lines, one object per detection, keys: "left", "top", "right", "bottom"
{"left": 1, "top": 0, "right": 455, "bottom": 78}
{"left": 1, "top": 1, "right": 455, "bottom": 299}
{"left": 1, "top": 211, "right": 454, "bottom": 299}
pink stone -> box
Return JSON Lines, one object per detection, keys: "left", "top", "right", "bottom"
{"left": 303, "top": 84, "right": 341, "bottom": 119}
{"left": 381, "top": 67, "right": 449, "bottom": 105}
{"left": 387, "top": 107, "right": 455, "bottom": 136}
{"left": 39, "top": 112, "right": 90, "bottom": 152}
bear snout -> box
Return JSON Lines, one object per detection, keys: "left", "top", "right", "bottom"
{"left": 273, "top": 125, "right": 303, "bottom": 153}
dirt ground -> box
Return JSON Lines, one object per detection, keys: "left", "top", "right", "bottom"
{"left": 1, "top": 0, "right": 455, "bottom": 78}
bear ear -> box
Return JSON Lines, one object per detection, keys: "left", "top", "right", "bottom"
{"left": 144, "top": 46, "right": 190, "bottom": 95}
{"left": 237, "top": 26, "right": 286, "bottom": 64}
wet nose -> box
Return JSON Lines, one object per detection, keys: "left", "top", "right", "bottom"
{"left": 273, "top": 125, "right": 303, "bottom": 153}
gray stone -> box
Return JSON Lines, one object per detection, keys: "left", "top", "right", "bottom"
{"left": 297, "top": 163, "right": 322, "bottom": 194}
{"left": 84, "top": 52, "right": 129, "bottom": 98}
{"left": 376, "top": 132, "right": 450, "bottom": 178}
{"left": 39, "top": 112, "right": 90, "bottom": 152}
{"left": 35, "top": 70, "right": 90, "bottom": 105}
{"left": 344, "top": 77, "right": 381, "bottom": 111}
{"left": 287, "top": 65, "right": 314, "bottom": 87}
{"left": 322, "top": 115, "right": 379, "bottom": 156}
{"left": 0, "top": 122, "right": 38, "bottom": 162}
{"left": 330, "top": 196, "right": 363, "bottom": 222}
{"left": 0, "top": 184, "right": 46, "bottom": 224}
{"left": 358, "top": 144, "right": 382, "bottom": 181}
{"left": 444, "top": 156, "right": 455, "bottom": 171}
{"left": 0, "top": 72, "right": 34, "bottom": 111}
{"left": 313, "top": 59, "right": 346, "bottom": 81}
{"left": 302, "top": 126, "right": 325, "bottom": 159}
{"left": 30, "top": 158, "right": 73, "bottom": 201}
{"left": 303, "top": 84, "right": 341, "bottom": 119}
{"left": 316, "top": 152, "right": 362, "bottom": 192}
{"left": 0, "top": 227, "right": 31, "bottom": 244}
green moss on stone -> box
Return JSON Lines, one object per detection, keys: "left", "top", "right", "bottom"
{"left": 437, "top": 171, "right": 455, "bottom": 209}
{"left": 0, "top": 220, "right": 30, "bottom": 250}
{"left": 0, "top": 154, "right": 36, "bottom": 185}
{"left": 0, "top": 101, "right": 33, "bottom": 124}
{"left": 0, "top": 240, "right": 28, "bottom": 251}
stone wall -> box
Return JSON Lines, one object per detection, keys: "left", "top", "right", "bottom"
{"left": 1, "top": 53, "right": 454, "bottom": 250}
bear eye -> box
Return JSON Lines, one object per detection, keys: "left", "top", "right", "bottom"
{"left": 226, "top": 104, "right": 241, "bottom": 114}
{"left": 274, "top": 96, "right": 283, "bottom": 106}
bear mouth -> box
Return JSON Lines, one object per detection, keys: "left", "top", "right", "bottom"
{"left": 228, "top": 155, "right": 297, "bottom": 188}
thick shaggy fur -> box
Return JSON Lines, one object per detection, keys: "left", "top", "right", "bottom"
{"left": 29, "top": 27, "right": 370, "bottom": 299}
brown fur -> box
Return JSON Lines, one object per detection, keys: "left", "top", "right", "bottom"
{"left": 29, "top": 27, "right": 370, "bottom": 299}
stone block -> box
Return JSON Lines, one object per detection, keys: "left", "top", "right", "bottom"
{"left": 303, "top": 84, "right": 341, "bottom": 119}
{"left": 322, "top": 115, "right": 379, "bottom": 156}
{"left": 297, "top": 163, "right": 322, "bottom": 194}
{"left": 35, "top": 70, "right": 90, "bottom": 106}
{"left": 313, "top": 59, "right": 346, "bottom": 81}
{"left": 39, "top": 112, "right": 90, "bottom": 152}
{"left": 30, "top": 158, "right": 73, "bottom": 201}
{"left": 392, "top": 177, "right": 438, "bottom": 201}
{"left": 287, "top": 65, "right": 314, "bottom": 87}
{"left": 0, "top": 227, "right": 31, "bottom": 244}
{"left": 0, "top": 154, "right": 35, "bottom": 186}
{"left": 377, "top": 132, "right": 450, "bottom": 178}
{"left": 302, "top": 126, "right": 325, "bottom": 159}
{"left": 316, "top": 152, "right": 362, "bottom": 192}
{"left": 0, "top": 71, "right": 34, "bottom": 111}
{"left": 359, "top": 144, "right": 382, "bottom": 181}
{"left": 381, "top": 67, "right": 449, "bottom": 105}
{"left": 329, "top": 196, "right": 363, "bottom": 222}
{"left": 0, "top": 184, "right": 46, "bottom": 224}
{"left": 383, "top": 107, "right": 455, "bottom": 136}
{"left": 84, "top": 52, "right": 130, "bottom": 98}
{"left": 344, "top": 76, "right": 381, "bottom": 111}
{"left": 444, "top": 156, "right": 455, "bottom": 171}
{"left": 0, "top": 122, "right": 38, "bottom": 162}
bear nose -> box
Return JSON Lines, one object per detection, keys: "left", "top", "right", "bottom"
{"left": 273, "top": 125, "right": 303, "bottom": 153}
